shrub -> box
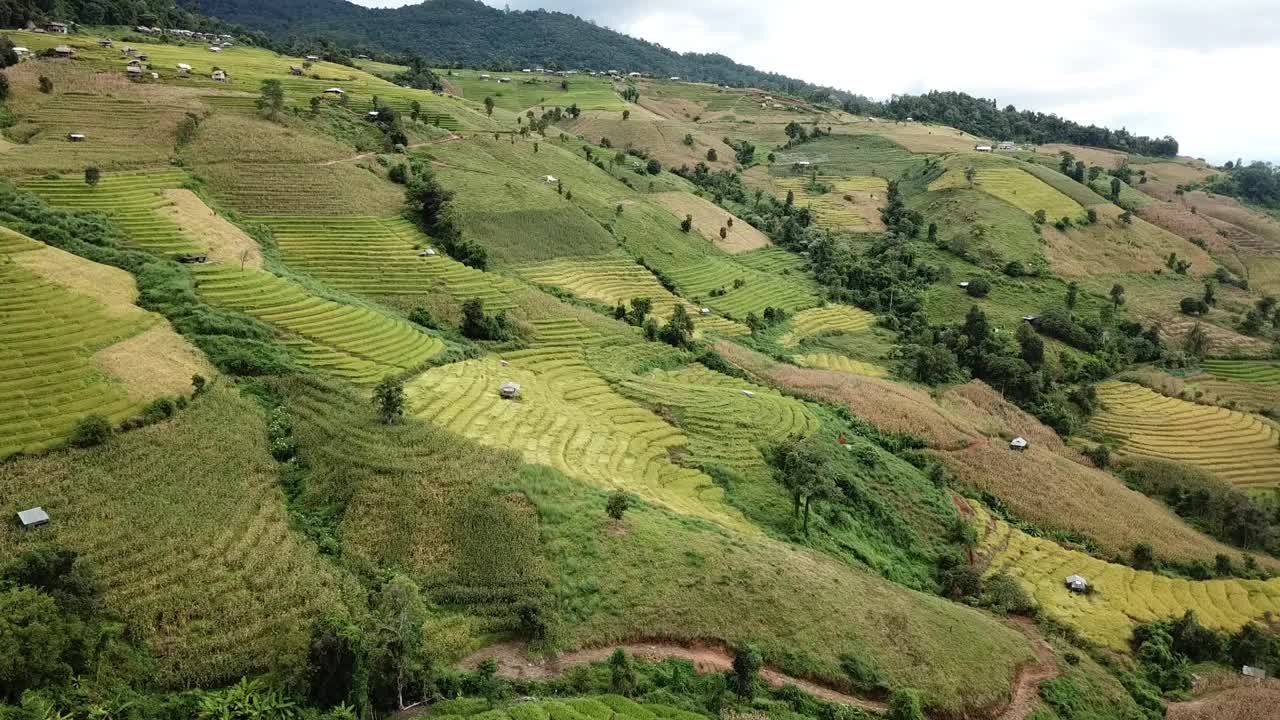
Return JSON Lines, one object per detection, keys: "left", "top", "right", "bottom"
{"left": 605, "top": 491, "right": 630, "bottom": 520}
{"left": 706, "top": 148, "right": 717, "bottom": 162}
{"left": 887, "top": 689, "right": 925, "bottom": 720}
{"left": 1179, "top": 297, "right": 1208, "bottom": 315}
{"left": 982, "top": 573, "right": 1036, "bottom": 616}
{"left": 407, "top": 306, "right": 436, "bottom": 329}
{"left": 69, "top": 415, "right": 112, "bottom": 448}
{"left": 373, "top": 377, "right": 405, "bottom": 424}
{"left": 1083, "top": 444, "right": 1110, "bottom": 468}
{"left": 839, "top": 654, "right": 887, "bottom": 695}
{"left": 966, "top": 278, "right": 991, "bottom": 298}
{"left": 38, "top": 75, "right": 52, "bottom": 94}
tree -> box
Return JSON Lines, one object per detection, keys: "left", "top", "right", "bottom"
{"left": 719, "top": 226, "right": 727, "bottom": 240}
{"left": 1, "top": 547, "right": 103, "bottom": 619}
{"left": 1179, "top": 297, "right": 1208, "bottom": 316}
{"left": 69, "top": 415, "right": 111, "bottom": 448}
{"left": 0, "top": 36, "right": 17, "bottom": 69}
{"left": 645, "top": 158, "right": 661, "bottom": 175}
{"left": 966, "top": 277, "right": 991, "bottom": 298}
{"left": 680, "top": 214, "right": 693, "bottom": 232}
{"left": 373, "top": 377, "right": 405, "bottom": 424}
{"left": 38, "top": 75, "right": 52, "bottom": 94}
{"left": 964, "top": 166, "right": 977, "bottom": 186}
{"left": 1033, "top": 209, "right": 1047, "bottom": 224}
{"left": 706, "top": 148, "right": 718, "bottom": 161}
{"left": 1183, "top": 322, "right": 1211, "bottom": 359}
{"left": 606, "top": 491, "right": 630, "bottom": 520}
{"left": 682, "top": 133, "right": 694, "bottom": 146}
{"left": 1110, "top": 283, "right": 1126, "bottom": 309}
{"left": 559, "top": 79, "right": 569, "bottom": 91}
{"left": 0, "top": 72, "right": 8, "bottom": 102}
{"left": 1203, "top": 281, "right": 1216, "bottom": 307}
{"left": 256, "top": 78, "right": 285, "bottom": 120}
{"left": 1066, "top": 281, "right": 1079, "bottom": 309}
{"left": 483, "top": 96, "right": 494, "bottom": 115}
{"left": 608, "top": 649, "right": 636, "bottom": 695}
{"left": 192, "top": 374, "right": 207, "bottom": 395}
{"left": 628, "top": 296, "right": 652, "bottom": 324}
{"left": 371, "top": 574, "right": 428, "bottom": 710}
{"left": 1110, "top": 177, "right": 1122, "bottom": 202}
{"left": 731, "top": 644, "right": 761, "bottom": 700}
{"left": 0, "top": 588, "right": 75, "bottom": 702}
{"left": 410, "top": 99, "right": 422, "bottom": 123}
{"left": 622, "top": 109, "right": 630, "bottom": 120}
{"left": 770, "top": 436, "right": 839, "bottom": 535}
{"left": 1132, "top": 542, "right": 1155, "bottom": 570}
{"left": 659, "top": 305, "right": 695, "bottom": 348}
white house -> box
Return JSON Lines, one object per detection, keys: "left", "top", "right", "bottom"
{"left": 975, "top": 145, "right": 993, "bottom": 152}
{"left": 628, "top": 72, "right": 641, "bottom": 77}
{"left": 669, "top": 76, "right": 680, "bottom": 81}
{"left": 479, "top": 73, "right": 491, "bottom": 80}
{"left": 958, "top": 281, "right": 971, "bottom": 289}
{"left": 1010, "top": 436, "right": 1029, "bottom": 451}
{"left": 699, "top": 307, "right": 712, "bottom": 316}
{"left": 1065, "top": 574, "right": 1089, "bottom": 593}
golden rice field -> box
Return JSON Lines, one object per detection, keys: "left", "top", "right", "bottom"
{"left": 930, "top": 166, "right": 1084, "bottom": 222}
{"left": 406, "top": 346, "right": 750, "bottom": 531}
{"left": 780, "top": 304, "right": 877, "bottom": 345}
{"left": 20, "top": 170, "right": 197, "bottom": 255}
{"left": 254, "top": 215, "right": 517, "bottom": 309}
{"left": 196, "top": 162, "right": 406, "bottom": 216}
{"left": 792, "top": 353, "right": 887, "bottom": 377}
{"left": 773, "top": 176, "right": 887, "bottom": 231}
{"left": 663, "top": 257, "right": 819, "bottom": 319}
{"left": 516, "top": 256, "right": 747, "bottom": 336}
{"left": 190, "top": 265, "right": 444, "bottom": 383}
{"left": 1090, "top": 382, "right": 1280, "bottom": 488}
{"left": 733, "top": 247, "right": 810, "bottom": 275}
{"left": 0, "top": 229, "right": 159, "bottom": 456}
{"left": 975, "top": 505, "right": 1280, "bottom": 650}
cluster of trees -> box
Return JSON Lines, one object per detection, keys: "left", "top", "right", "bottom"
{"left": 1204, "top": 161, "right": 1280, "bottom": 209}
{"left": 848, "top": 91, "right": 1179, "bottom": 157}
{"left": 1133, "top": 611, "right": 1280, "bottom": 695}
{"left": 403, "top": 159, "right": 488, "bottom": 269}
{"left": 0, "top": 0, "right": 254, "bottom": 36}
{"left": 391, "top": 54, "right": 443, "bottom": 92}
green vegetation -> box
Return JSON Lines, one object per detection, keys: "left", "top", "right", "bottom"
{"left": 21, "top": 171, "right": 196, "bottom": 255}
{"left": 771, "top": 135, "right": 921, "bottom": 179}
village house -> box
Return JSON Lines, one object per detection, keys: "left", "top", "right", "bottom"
{"left": 54, "top": 45, "right": 73, "bottom": 57}
{"left": 17, "top": 507, "right": 49, "bottom": 528}
{"left": 212, "top": 69, "right": 227, "bottom": 82}
{"left": 46, "top": 21, "right": 68, "bottom": 34}
{"left": 998, "top": 141, "right": 1016, "bottom": 151}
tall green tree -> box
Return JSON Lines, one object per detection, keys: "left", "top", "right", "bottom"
{"left": 256, "top": 79, "right": 286, "bottom": 120}
{"left": 370, "top": 574, "right": 429, "bottom": 710}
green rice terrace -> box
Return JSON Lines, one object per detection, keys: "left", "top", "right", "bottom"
{"left": 2, "top": 15, "right": 1280, "bottom": 720}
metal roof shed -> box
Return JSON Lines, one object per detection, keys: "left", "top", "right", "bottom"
{"left": 17, "top": 507, "right": 49, "bottom": 528}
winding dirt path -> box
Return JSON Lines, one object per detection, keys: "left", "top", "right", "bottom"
{"left": 995, "top": 617, "right": 1060, "bottom": 720}
{"left": 456, "top": 641, "right": 888, "bottom": 713}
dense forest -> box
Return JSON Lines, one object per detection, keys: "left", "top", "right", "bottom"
{"left": 842, "top": 91, "right": 1180, "bottom": 157}
{"left": 1205, "top": 161, "right": 1280, "bottom": 209}
{"left": 0, "top": 0, "right": 248, "bottom": 36}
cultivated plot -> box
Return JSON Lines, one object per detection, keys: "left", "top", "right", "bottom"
{"left": 20, "top": 170, "right": 197, "bottom": 255}
{"left": 780, "top": 305, "right": 877, "bottom": 346}
{"left": 929, "top": 166, "right": 1085, "bottom": 222}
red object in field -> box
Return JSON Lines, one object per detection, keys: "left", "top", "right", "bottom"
{"left": 837, "top": 435, "right": 847, "bottom": 445}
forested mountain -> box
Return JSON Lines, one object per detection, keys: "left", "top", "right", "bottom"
{"left": 0, "top": 0, "right": 242, "bottom": 36}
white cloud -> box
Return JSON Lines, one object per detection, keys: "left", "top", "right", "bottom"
{"left": 348, "top": 0, "right": 1280, "bottom": 163}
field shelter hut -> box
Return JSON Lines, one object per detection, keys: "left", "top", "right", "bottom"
{"left": 211, "top": 69, "right": 227, "bottom": 82}
{"left": 323, "top": 87, "right": 345, "bottom": 96}
{"left": 975, "top": 145, "right": 992, "bottom": 152}
{"left": 499, "top": 382, "right": 520, "bottom": 400}
{"left": 289, "top": 65, "right": 303, "bottom": 76}
{"left": 54, "top": 45, "right": 73, "bottom": 57}
{"left": 1065, "top": 574, "right": 1089, "bottom": 593}
{"left": 67, "top": 133, "right": 86, "bottom": 142}
{"left": 126, "top": 65, "right": 142, "bottom": 78}
{"left": 541, "top": 175, "right": 557, "bottom": 183}
{"left": 1242, "top": 665, "right": 1267, "bottom": 682}
{"left": 97, "top": 38, "right": 113, "bottom": 48}
{"left": 177, "top": 63, "right": 191, "bottom": 76}
{"left": 13, "top": 47, "right": 28, "bottom": 58}
{"left": 17, "top": 507, "right": 49, "bottom": 528}
{"left": 1010, "top": 436, "right": 1028, "bottom": 451}
{"left": 46, "top": 22, "right": 69, "bottom": 34}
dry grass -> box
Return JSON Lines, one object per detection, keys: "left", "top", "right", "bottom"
{"left": 93, "top": 324, "right": 212, "bottom": 401}
{"left": 849, "top": 120, "right": 982, "bottom": 153}
{"left": 940, "top": 381, "right": 1071, "bottom": 452}
{"left": 1181, "top": 192, "right": 1280, "bottom": 249}
{"left": 563, "top": 114, "right": 736, "bottom": 170}
{"left": 11, "top": 245, "right": 143, "bottom": 318}
{"left": 1169, "top": 672, "right": 1280, "bottom": 720}
{"left": 1136, "top": 202, "right": 1258, "bottom": 274}
{"left": 1035, "top": 143, "right": 1129, "bottom": 169}
{"left": 1043, "top": 204, "right": 1215, "bottom": 277}
{"left": 159, "top": 190, "right": 264, "bottom": 268}
{"left": 651, "top": 192, "right": 770, "bottom": 253}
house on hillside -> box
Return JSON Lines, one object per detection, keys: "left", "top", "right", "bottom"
{"left": 12, "top": 47, "right": 28, "bottom": 59}
{"left": 628, "top": 72, "right": 641, "bottom": 77}
{"left": 479, "top": 73, "right": 491, "bottom": 80}
{"left": 670, "top": 76, "right": 680, "bottom": 81}
{"left": 122, "top": 46, "right": 137, "bottom": 56}
{"left": 1065, "top": 574, "right": 1089, "bottom": 593}
{"left": 177, "top": 63, "right": 191, "bottom": 76}
{"left": 126, "top": 65, "right": 142, "bottom": 78}
{"left": 54, "top": 45, "right": 73, "bottom": 57}
{"left": 323, "top": 87, "right": 345, "bottom": 96}
{"left": 1010, "top": 436, "right": 1029, "bottom": 451}
{"left": 498, "top": 77, "right": 511, "bottom": 83}
{"left": 46, "top": 22, "right": 69, "bottom": 34}
{"left": 211, "top": 69, "right": 227, "bottom": 82}
{"left": 208, "top": 46, "right": 221, "bottom": 53}
{"left": 17, "top": 507, "right": 49, "bottom": 528}
{"left": 305, "top": 55, "right": 320, "bottom": 61}
{"left": 998, "top": 141, "right": 1016, "bottom": 151}
{"left": 975, "top": 145, "right": 993, "bottom": 152}
{"left": 1243, "top": 665, "right": 1267, "bottom": 682}
{"left": 97, "top": 38, "right": 113, "bottom": 48}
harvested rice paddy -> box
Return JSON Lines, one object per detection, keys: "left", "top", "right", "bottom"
{"left": 792, "top": 354, "right": 887, "bottom": 377}
{"left": 191, "top": 265, "right": 445, "bottom": 382}
{"left": 976, "top": 505, "right": 1280, "bottom": 650}
{"left": 780, "top": 305, "right": 877, "bottom": 346}
{"left": 1090, "top": 382, "right": 1280, "bottom": 489}
{"left": 929, "top": 166, "right": 1085, "bottom": 222}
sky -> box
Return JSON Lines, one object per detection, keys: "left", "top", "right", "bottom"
{"left": 348, "top": 0, "right": 1280, "bottom": 164}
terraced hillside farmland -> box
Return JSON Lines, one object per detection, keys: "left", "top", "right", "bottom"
{"left": 771, "top": 135, "right": 920, "bottom": 178}
{"left": 445, "top": 69, "right": 624, "bottom": 112}
{"left": 0, "top": 229, "right": 188, "bottom": 456}
{"left": 773, "top": 176, "right": 887, "bottom": 231}
{"left": 255, "top": 215, "right": 516, "bottom": 308}
{"left": 516, "top": 255, "right": 747, "bottom": 335}
{"left": 929, "top": 166, "right": 1085, "bottom": 221}
{"left": 792, "top": 354, "right": 887, "bottom": 377}
{"left": 780, "top": 305, "right": 878, "bottom": 346}
{"left": 617, "top": 365, "right": 820, "bottom": 472}
{"left": 0, "top": 386, "right": 348, "bottom": 686}
{"left": 1090, "top": 382, "right": 1280, "bottom": 489}
{"left": 734, "top": 247, "right": 810, "bottom": 275}
{"left": 191, "top": 265, "right": 444, "bottom": 382}
{"left": 650, "top": 192, "right": 770, "bottom": 253}
{"left": 407, "top": 350, "right": 748, "bottom": 530}
{"left": 1202, "top": 360, "right": 1280, "bottom": 386}
{"left": 20, "top": 171, "right": 197, "bottom": 255}
{"left": 975, "top": 506, "right": 1280, "bottom": 650}
{"left": 433, "top": 694, "right": 711, "bottom": 720}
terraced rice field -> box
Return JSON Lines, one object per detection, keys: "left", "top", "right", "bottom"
{"left": 20, "top": 170, "right": 197, "bottom": 255}
{"left": 433, "top": 694, "right": 707, "bottom": 720}
{"left": 617, "top": 365, "right": 820, "bottom": 471}
{"left": 734, "top": 247, "right": 809, "bottom": 275}
{"left": 255, "top": 215, "right": 516, "bottom": 308}
{"left": 406, "top": 349, "right": 749, "bottom": 531}
{"left": 930, "top": 166, "right": 1085, "bottom": 222}
{"left": 780, "top": 305, "right": 877, "bottom": 346}
{"left": 516, "top": 256, "right": 747, "bottom": 336}
{"left": 792, "top": 354, "right": 887, "bottom": 377}
{"left": 0, "top": 231, "right": 155, "bottom": 455}
{"left": 1090, "top": 382, "right": 1280, "bottom": 488}
{"left": 664, "top": 258, "right": 819, "bottom": 319}
{"left": 1202, "top": 360, "right": 1280, "bottom": 386}
{"left": 774, "top": 176, "right": 887, "bottom": 231}
{"left": 975, "top": 505, "right": 1280, "bottom": 650}
{"left": 191, "top": 265, "right": 444, "bottom": 383}
{"left": 197, "top": 163, "right": 406, "bottom": 216}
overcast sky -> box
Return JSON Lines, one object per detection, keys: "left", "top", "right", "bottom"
{"left": 350, "top": 0, "right": 1280, "bottom": 164}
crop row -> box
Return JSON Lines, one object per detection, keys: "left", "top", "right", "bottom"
{"left": 516, "top": 256, "right": 747, "bottom": 336}
{"left": 792, "top": 353, "right": 887, "bottom": 377}
{"left": 780, "top": 305, "right": 877, "bottom": 345}
{"left": 930, "top": 166, "right": 1084, "bottom": 221}
{"left": 1202, "top": 360, "right": 1280, "bottom": 387}
{"left": 732, "top": 247, "right": 809, "bottom": 275}
{"left": 254, "top": 215, "right": 516, "bottom": 309}
{"left": 774, "top": 176, "right": 886, "bottom": 231}
{"left": 406, "top": 348, "right": 748, "bottom": 530}
{"left": 975, "top": 505, "right": 1280, "bottom": 650}
{"left": 20, "top": 170, "right": 195, "bottom": 255}
{"left": 191, "top": 265, "right": 444, "bottom": 383}
{"left": 1090, "top": 382, "right": 1280, "bottom": 488}
{"left": 0, "top": 242, "right": 154, "bottom": 455}
{"left": 664, "top": 258, "right": 818, "bottom": 319}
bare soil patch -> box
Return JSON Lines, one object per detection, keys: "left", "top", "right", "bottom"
{"left": 651, "top": 192, "right": 770, "bottom": 253}
{"left": 160, "top": 189, "right": 264, "bottom": 269}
